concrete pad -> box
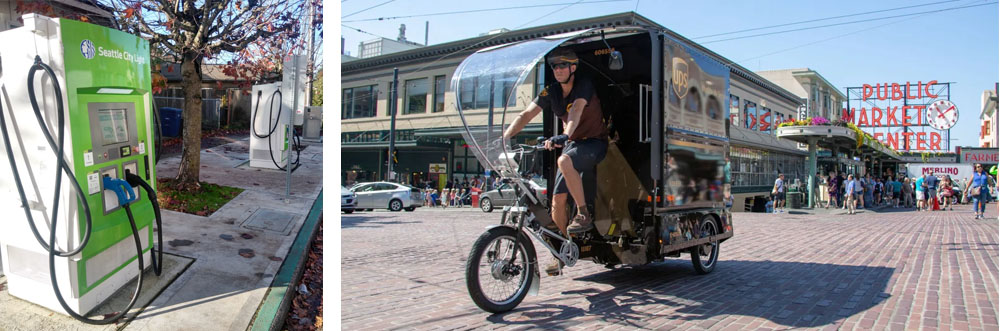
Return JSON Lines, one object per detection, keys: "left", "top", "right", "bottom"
{"left": 122, "top": 137, "right": 322, "bottom": 331}
{"left": 0, "top": 136, "right": 323, "bottom": 330}
{"left": 0, "top": 253, "right": 193, "bottom": 331}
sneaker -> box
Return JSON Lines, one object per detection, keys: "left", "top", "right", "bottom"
{"left": 567, "top": 212, "right": 594, "bottom": 233}
{"left": 545, "top": 259, "right": 564, "bottom": 276}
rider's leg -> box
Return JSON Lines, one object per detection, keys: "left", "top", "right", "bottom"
{"left": 558, "top": 154, "right": 588, "bottom": 214}
{"left": 551, "top": 192, "right": 569, "bottom": 236}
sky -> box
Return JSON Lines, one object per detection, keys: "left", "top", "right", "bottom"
{"left": 338, "top": 0, "right": 999, "bottom": 150}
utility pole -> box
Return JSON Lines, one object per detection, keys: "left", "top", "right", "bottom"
{"left": 304, "top": 0, "right": 316, "bottom": 106}
{"left": 388, "top": 68, "right": 399, "bottom": 181}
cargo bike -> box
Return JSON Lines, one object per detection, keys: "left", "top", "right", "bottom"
{"left": 456, "top": 26, "right": 735, "bottom": 313}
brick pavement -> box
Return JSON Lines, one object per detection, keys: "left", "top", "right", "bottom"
{"left": 341, "top": 206, "right": 998, "bottom": 330}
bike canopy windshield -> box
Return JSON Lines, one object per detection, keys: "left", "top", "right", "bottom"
{"left": 451, "top": 29, "right": 593, "bottom": 178}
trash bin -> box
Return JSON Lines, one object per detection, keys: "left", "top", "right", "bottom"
{"left": 159, "top": 107, "right": 182, "bottom": 137}
{"left": 789, "top": 192, "right": 804, "bottom": 208}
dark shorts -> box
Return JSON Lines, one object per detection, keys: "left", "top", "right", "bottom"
{"left": 775, "top": 191, "right": 786, "bottom": 201}
{"left": 554, "top": 139, "right": 608, "bottom": 197}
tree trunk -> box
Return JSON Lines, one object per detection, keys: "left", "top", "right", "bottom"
{"left": 176, "top": 53, "right": 203, "bottom": 191}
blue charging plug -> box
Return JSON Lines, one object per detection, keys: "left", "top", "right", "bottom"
{"left": 103, "top": 176, "right": 137, "bottom": 206}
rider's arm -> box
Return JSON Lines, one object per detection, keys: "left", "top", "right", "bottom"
{"left": 503, "top": 102, "right": 542, "bottom": 139}
{"left": 563, "top": 98, "right": 587, "bottom": 138}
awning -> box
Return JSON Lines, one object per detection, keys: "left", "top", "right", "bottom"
{"left": 730, "top": 126, "right": 808, "bottom": 155}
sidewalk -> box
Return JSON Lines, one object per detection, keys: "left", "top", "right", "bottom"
{"left": 0, "top": 136, "right": 323, "bottom": 330}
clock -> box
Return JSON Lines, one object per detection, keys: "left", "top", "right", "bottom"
{"left": 926, "top": 100, "right": 958, "bottom": 130}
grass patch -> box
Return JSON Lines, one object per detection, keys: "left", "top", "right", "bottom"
{"left": 156, "top": 178, "right": 244, "bottom": 216}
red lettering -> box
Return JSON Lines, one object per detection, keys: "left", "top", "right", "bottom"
{"left": 863, "top": 84, "right": 873, "bottom": 101}
{"left": 876, "top": 83, "right": 888, "bottom": 101}
{"left": 916, "top": 132, "right": 928, "bottom": 150}
{"left": 891, "top": 83, "right": 903, "bottom": 101}
{"left": 914, "top": 105, "right": 926, "bottom": 126}
{"left": 930, "top": 132, "right": 942, "bottom": 150}
{"left": 874, "top": 132, "right": 884, "bottom": 143}
{"left": 873, "top": 107, "right": 883, "bottom": 126}
{"left": 887, "top": 106, "right": 899, "bottom": 126}
{"left": 902, "top": 106, "right": 912, "bottom": 126}
{"left": 842, "top": 108, "right": 855, "bottom": 123}
{"left": 902, "top": 132, "right": 914, "bottom": 150}
{"left": 886, "top": 132, "right": 899, "bottom": 149}
{"left": 857, "top": 108, "right": 869, "bottom": 126}
{"left": 925, "top": 80, "right": 939, "bottom": 98}
{"left": 747, "top": 113, "right": 756, "bottom": 130}
{"left": 906, "top": 81, "right": 919, "bottom": 99}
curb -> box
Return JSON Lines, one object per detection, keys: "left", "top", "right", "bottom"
{"left": 247, "top": 190, "right": 323, "bottom": 331}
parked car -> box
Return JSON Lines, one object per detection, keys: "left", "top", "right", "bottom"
{"left": 479, "top": 179, "right": 547, "bottom": 212}
{"left": 342, "top": 186, "right": 357, "bottom": 213}
{"left": 350, "top": 182, "right": 423, "bottom": 211}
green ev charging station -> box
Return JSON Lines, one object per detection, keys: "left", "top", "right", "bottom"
{"left": 0, "top": 14, "right": 162, "bottom": 324}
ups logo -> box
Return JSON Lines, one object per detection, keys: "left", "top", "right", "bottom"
{"left": 672, "top": 57, "right": 689, "bottom": 100}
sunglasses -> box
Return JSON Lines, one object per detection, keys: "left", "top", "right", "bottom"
{"left": 551, "top": 62, "right": 573, "bottom": 69}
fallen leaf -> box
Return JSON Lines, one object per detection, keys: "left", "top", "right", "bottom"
{"left": 238, "top": 248, "right": 255, "bottom": 258}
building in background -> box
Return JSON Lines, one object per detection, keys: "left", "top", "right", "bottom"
{"left": 756, "top": 68, "right": 846, "bottom": 121}
{"left": 981, "top": 87, "right": 998, "bottom": 148}
{"left": 0, "top": 0, "right": 113, "bottom": 31}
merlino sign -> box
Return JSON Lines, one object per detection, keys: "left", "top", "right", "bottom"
{"left": 905, "top": 163, "right": 972, "bottom": 181}
{"left": 844, "top": 81, "right": 952, "bottom": 152}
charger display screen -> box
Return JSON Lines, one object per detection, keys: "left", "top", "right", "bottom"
{"left": 97, "top": 109, "right": 129, "bottom": 146}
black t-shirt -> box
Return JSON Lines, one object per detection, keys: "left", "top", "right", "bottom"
{"left": 533, "top": 76, "right": 607, "bottom": 141}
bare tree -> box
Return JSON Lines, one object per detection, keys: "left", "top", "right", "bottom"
{"left": 108, "top": 0, "right": 304, "bottom": 191}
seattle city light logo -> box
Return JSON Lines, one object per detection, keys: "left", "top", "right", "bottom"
{"left": 80, "top": 39, "right": 95, "bottom": 59}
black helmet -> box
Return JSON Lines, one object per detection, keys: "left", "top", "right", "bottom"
{"left": 546, "top": 48, "right": 578, "bottom": 65}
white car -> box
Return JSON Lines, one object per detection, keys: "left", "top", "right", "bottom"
{"left": 342, "top": 186, "right": 358, "bottom": 213}
{"left": 350, "top": 182, "right": 423, "bottom": 212}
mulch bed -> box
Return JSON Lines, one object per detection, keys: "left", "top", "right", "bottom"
{"left": 284, "top": 220, "right": 323, "bottom": 330}
{"left": 159, "top": 128, "right": 250, "bottom": 158}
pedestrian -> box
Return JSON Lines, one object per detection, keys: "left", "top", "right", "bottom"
{"left": 940, "top": 175, "right": 954, "bottom": 211}
{"left": 430, "top": 189, "right": 440, "bottom": 207}
{"left": 902, "top": 177, "right": 913, "bottom": 208}
{"left": 915, "top": 175, "right": 926, "bottom": 211}
{"left": 837, "top": 172, "right": 846, "bottom": 209}
{"left": 924, "top": 173, "right": 939, "bottom": 210}
{"left": 827, "top": 171, "right": 840, "bottom": 209}
{"left": 845, "top": 174, "right": 858, "bottom": 215}
{"left": 813, "top": 172, "right": 824, "bottom": 208}
{"left": 891, "top": 176, "right": 903, "bottom": 208}
{"left": 965, "top": 163, "right": 993, "bottom": 219}
{"left": 772, "top": 173, "right": 786, "bottom": 213}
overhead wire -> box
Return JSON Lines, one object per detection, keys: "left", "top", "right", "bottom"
{"left": 701, "top": 1, "right": 997, "bottom": 44}
{"left": 342, "top": 0, "right": 396, "bottom": 19}
{"left": 693, "top": 0, "right": 962, "bottom": 39}
{"left": 722, "top": 0, "right": 996, "bottom": 65}
{"left": 342, "top": 0, "right": 631, "bottom": 23}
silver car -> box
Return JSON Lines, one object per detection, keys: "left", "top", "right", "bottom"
{"left": 342, "top": 186, "right": 358, "bottom": 213}
{"left": 479, "top": 179, "right": 547, "bottom": 212}
{"left": 350, "top": 182, "right": 423, "bottom": 212}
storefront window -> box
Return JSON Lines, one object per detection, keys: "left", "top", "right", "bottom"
{"left": 729, "top": 94, "right": 740, "bottom": 127}
{"left": 342, "top": 85, "right": 378, "bottom": 119}
{"left": 744, "top": 100, "right": 757, "bottom": 130}
{"left": 729, "top": 146, "right": 805, "bottom": 188}
{"left": 404, "top": 78, "right": 429, "bottom": 115}
{"left": 433, "top": 75, "right": 446, "bottom": 113}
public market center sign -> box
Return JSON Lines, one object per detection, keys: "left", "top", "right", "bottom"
{"left": 844, "top": 81, "right": 955, "bottom": 152}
